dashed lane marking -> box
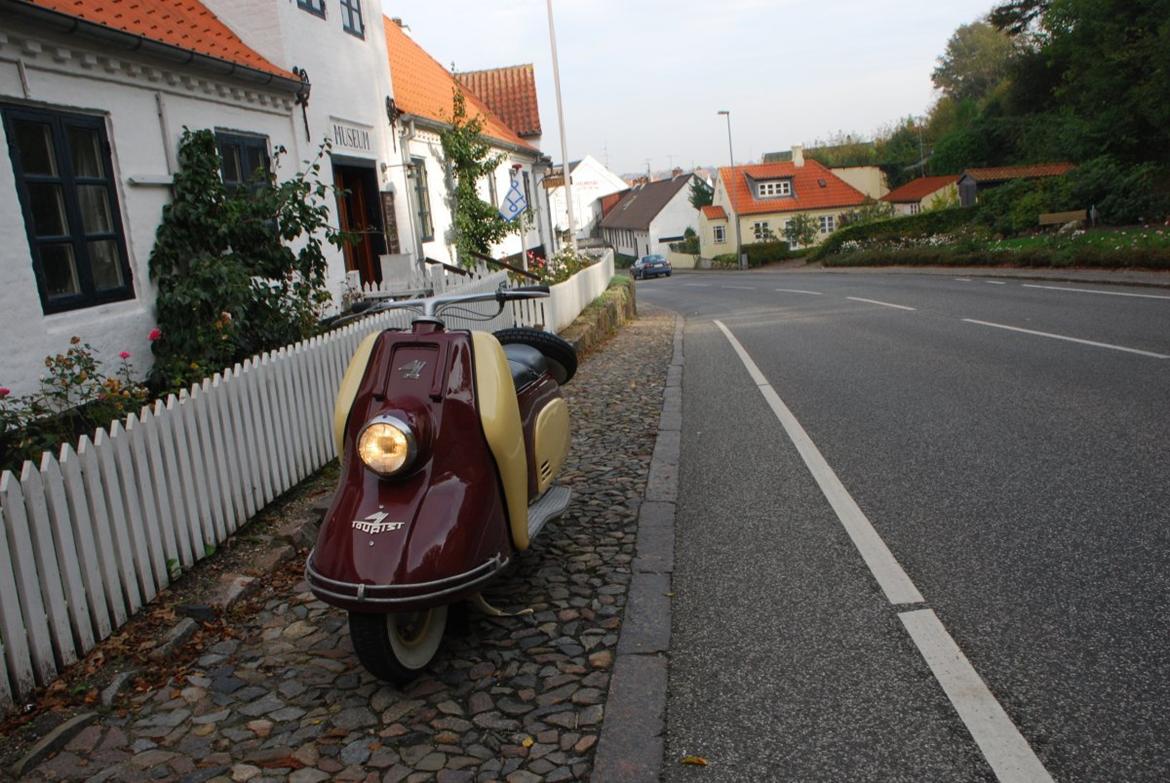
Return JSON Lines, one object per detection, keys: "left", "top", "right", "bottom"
{"left": 775, "top": 288, "right": 824, "bottom": 295}
{"left": 846, "top": 297, "right": 917, "bottom": 311}
{"left": 984, "top": 280, "right": 1007, "bottom": 285}
{"left": 963, "top": 319, "right": 1170, "bottom": 359}
{"left": 1021, "top": 284, "right": 1170, "bottom": 301}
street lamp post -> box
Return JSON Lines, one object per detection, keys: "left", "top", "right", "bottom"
{"left": 717, "top": 110, "right": 744, "bottom": 270}
{"left": 546, "top": 0, "right": 577, "bottom": 254}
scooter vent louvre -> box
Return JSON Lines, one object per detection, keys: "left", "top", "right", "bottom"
{"left": 540, "top": 460, "right": 552, "bottom": 480}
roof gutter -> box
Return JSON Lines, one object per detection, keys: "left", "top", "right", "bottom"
{"left": 407, "top": 113, "right": 539, "bottom": 158}
{"left": 0, "top": 0, "right": 303, "bottom": 94}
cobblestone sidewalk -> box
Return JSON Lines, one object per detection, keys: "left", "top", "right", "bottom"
{"left": 20, "top": 307, "right": 676, "bottom": 783}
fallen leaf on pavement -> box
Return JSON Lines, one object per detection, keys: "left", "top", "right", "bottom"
{"left": 681, "top": 755, "right": 709, "bottom": 766}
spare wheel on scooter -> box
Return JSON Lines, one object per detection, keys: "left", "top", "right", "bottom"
{"left": 493, "top": 328, "right": 578, "bottom": 385}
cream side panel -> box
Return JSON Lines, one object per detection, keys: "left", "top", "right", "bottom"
{"left": 471, "top": 332, "right": 529, "bottom": 549}
{"left": 332, "top": 332, "right": 380, "bottom": 456}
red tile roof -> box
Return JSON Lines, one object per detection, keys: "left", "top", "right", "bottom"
{"left": 962, "top": 164, "right": 1075, "bottom": 183}
{"left": 881, "top": 175, "right": 958, "bottom": 204}
{"left": 29, "top": 0, "right": 294, "bottom": 80}
{"left": 600, "top": 191, "right": 627, "bottom": 217}
{"left": 720, "top": 160, "right": 867, "bottom": 217}
{"left": 456, "top": 65, "right": 541, "bottom": 138}
{"left": 701, "top": 205, "right": 727, "bottom": 220}
{"left": 385, "top": 19, "right": 534, "bottom": 152}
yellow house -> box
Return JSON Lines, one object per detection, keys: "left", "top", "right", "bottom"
{"left": 699, "top": 147, "right": 869, "bottom": 259}
{"left": 880, "top": 175, "right": 960, "bottom": 216}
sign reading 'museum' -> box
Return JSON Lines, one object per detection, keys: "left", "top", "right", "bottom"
{"left": 331, "top": 120, "right": 372, "bottom": 153}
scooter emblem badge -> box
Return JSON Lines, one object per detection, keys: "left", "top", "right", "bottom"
{"left": 397, "top": 360, "right": 427, "bottom": 380}
{"left": 352, "top": 511, "right": 406, "bottom": 534}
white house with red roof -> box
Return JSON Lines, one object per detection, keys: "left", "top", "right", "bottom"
{"left": 383, "top": 17, "right": 554, "bottom": 268}
{"left": 698, "top": 147, "right": 868, "bottom": 259}
{"left": 881, "top": 175, "right": 959, "bottom": 215}
{"left": 0, "top": 0, "right": 305, "bottom": 393}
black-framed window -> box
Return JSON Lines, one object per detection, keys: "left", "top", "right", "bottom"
{"left": 215, "top": 130, "right": 270, "bottom": 193}
{"left": 340, "top": 0, "right": 365, "bottom": 38}
{"left": 411, "top": 157, "right": 434, "bottom": 242}
{"left": 3, "top": 104, "right": 133, "bottom": 314}
{"left": 297, "top": 0, "right": 326, "bottom": 18}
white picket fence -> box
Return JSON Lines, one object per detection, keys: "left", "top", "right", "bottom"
{"left": 0, "top": 257, "right": 615, "bottom": 712}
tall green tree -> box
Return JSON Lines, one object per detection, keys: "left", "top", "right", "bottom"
{"left": 689, "top": 176, "right": 713, "bottom": 209}
{"left": 932, "top": 21, "right": 1016, "bottom": 103}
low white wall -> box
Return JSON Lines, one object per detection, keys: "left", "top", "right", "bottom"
{"left": 545, "top": 250, "right": 615, "bottom": 333}
{"left": 667, "top": 251, "right": 699, "bottom": 269}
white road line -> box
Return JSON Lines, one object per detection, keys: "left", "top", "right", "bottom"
{"left": 1021, "top": 283, "right": 1170, "bottom": 301}
{"left": 984, "top": 280, "right": 1007, "bottom": 285}
{"left": 713, "top": 317, "right": 1054, "bottom": 783}
{"left": 722, "top": 285, "right": 755, "bottom": 290}
{"left": 775, "top": 288, "right": 824, "bottom": 295}
{"left": 713, "top": 319, "right": 923, "bottom": 605}
{"left": 683, "top": 283, "right": 711, "bottom": 288}
{"left": 846, "top": 297, "right": 917, "bottom": 312}
{"left": 900, "top": 610, "right": 1055, "bottom": 783}
{"left": 963, "top": 318, "right": 1170, "bottom": 359}
{"left": 954, "top": 278, "right": 973, "bottom": 282}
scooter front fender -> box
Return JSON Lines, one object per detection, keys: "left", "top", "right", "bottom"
{"left": 307, "top": 329, "right": 513, "bottom": 613}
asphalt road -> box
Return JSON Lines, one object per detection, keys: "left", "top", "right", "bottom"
{"left": 638, "top": 270, "right": 1170, "bottom": 782}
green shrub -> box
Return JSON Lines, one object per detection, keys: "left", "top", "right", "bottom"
{"left": 1067, "top": 157, "right": 1170, "bottom": 225}
{"left": 614, "top": 252, "right": 638, "bottom": 269}
{"left": 811, "top": 208, "right": 980, "bottom": 260}
{"left": 822, "top": 244, "right": 1170, "bottom": 270}
{"left": 744, "top": 241, "right": 792, "bottom": 266}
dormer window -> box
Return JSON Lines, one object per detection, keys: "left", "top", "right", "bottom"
{"left": 757, "top": 179, "right": 792, "bottom": 198}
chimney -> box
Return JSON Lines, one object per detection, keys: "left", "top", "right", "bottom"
{"left": 672, "top": 167, "right": 683, "bottom": 178}
{"left": 792, "top": 145, "right": 805, "bottom": 168}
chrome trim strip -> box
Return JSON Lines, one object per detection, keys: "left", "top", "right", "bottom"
{"left": 305, "top": 552, "right": 507, "bottom": 606}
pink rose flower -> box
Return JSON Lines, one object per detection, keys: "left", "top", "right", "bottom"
{"left": 120, "top": 351, "right": 131, "bottom": 360}
{"left": 0, "top": 387, "right": 10, "bottom": 398}
{"left": 148, "top": 328, "right": 162, "bottom": 342}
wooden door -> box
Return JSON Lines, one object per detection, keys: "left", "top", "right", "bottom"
{"left": 334, "top": 167, "right": 379, "bottom": 284}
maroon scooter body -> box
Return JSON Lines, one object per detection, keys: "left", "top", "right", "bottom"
{"left": 306, "top": 322, "right": 513, "bottom": 614}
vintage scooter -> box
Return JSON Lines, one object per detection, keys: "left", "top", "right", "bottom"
{"left": 306, "top": 285, "right": 578, "bottom": 684}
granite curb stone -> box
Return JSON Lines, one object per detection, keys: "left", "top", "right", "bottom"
{"left": 594, "top": 313, "right": 685, "bottom": 781}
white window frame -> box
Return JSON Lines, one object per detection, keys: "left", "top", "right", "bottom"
{"left": 818, "top": 215, "right": 835, "bottom": 233}
{"left": 757, "top": 180, "right": 792, "bottom": 198}
{"left": 713, "top": 225, "right": 726, "bottom": 244}
{"left": 909, "top": 202, "right": 921, "bottom": 215}
{"left": 753, "top": 221, "right": 770, "bottom": 241}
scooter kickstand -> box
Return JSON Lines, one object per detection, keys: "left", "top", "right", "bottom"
{"left": 470, "top": 592, "right": 534, "bottom": 618}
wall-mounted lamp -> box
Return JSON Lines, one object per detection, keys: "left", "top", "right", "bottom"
{"left": 292, "top": 66, "right": 311, "bottom": 141}
{"left": 385, "top": 96, "right": 403, "bottom": 152}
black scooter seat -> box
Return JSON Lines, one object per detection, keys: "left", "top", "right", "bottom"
{"left": 503, "top": 343, "right": 549, "bottom": 390}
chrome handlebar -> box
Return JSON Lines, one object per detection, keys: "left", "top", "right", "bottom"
{"left": 331, "top": 284, "right": 550, "bottom": 328}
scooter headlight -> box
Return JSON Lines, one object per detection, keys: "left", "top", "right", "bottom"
{"left": 357, "top": 416, "right": 417, "bottom": 476}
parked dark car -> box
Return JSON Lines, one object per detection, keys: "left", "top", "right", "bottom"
{"left": 632, "top": 254, "right": 672, "bottom": 280}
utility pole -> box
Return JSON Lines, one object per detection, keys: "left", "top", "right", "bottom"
{"left": 545, "top": 0, "right": 577, "bottom": 252}
{"left": 718, "top": 110, "right": 744, "bottom": 271}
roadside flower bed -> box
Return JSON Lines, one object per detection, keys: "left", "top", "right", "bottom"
{"left": 526, "top": 247, "right": 595, "bottom": 284}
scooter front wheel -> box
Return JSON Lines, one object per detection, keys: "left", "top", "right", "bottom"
{"left": 348, "top": 606, "right": 448, "bottom": 686}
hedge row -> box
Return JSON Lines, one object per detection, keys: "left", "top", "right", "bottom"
{"left": 822, "top": 245, "right": 1170, "bottom": 270}
{"left": 810, "top": 208, "right": 979, "bottom": 261}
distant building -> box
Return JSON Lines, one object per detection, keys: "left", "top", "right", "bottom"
{"left": 699, "top": 147, "right": 867, "bottom": 259}
{"left": 601, "top": 174, "right": 696, "bottom": 259}
{"left": 957, "top": 164, "right": 1075, "bottom": 207}
{"left": 384, "top": 18, "right": 553, "bottom": 266}
{"left": 545, "top": 155, "right": 629, "bottom": 242}
{"left": 881, "top": 175, "right": 960, "bottom": 215}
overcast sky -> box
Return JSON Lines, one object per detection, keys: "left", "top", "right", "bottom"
{"left": 380, "top": 0, "right": 994, "bottom": 175}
